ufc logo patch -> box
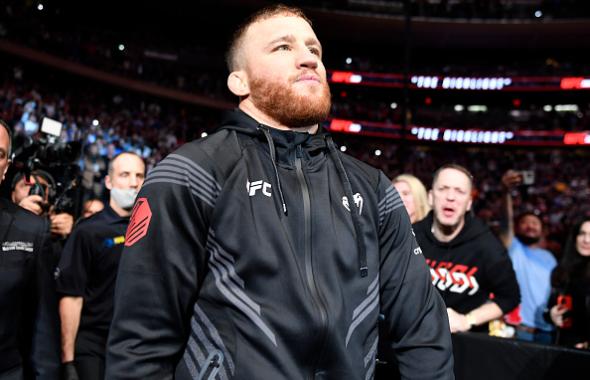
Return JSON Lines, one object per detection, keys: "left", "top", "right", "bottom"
{"left": 247, "top": 180, "right": 272, "bottom": 197}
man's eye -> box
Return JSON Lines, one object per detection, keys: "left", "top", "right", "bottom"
{"left": 309, "top": 47, "right": 321, "bottom": 56}
{"left": 275, "top": 44, "right": 290, "bottom": 51}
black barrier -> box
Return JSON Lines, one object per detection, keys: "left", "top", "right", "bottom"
{"left": 376, "top": 332, "right": 590, "bottom": 380}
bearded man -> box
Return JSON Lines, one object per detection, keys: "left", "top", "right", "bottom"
{"left": 500, "top": 170, "right": 557, "bottom": 343}
{"left": 105, "top": 5, "right": 453, "bottom": 379}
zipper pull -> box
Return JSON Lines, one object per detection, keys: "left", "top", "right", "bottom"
{"left": 296, "top": 144, "right": 303, "bottom": 159}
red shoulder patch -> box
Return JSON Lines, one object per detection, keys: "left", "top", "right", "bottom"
{"left": 125, "top": 197, "right": 152, "bottom": 247}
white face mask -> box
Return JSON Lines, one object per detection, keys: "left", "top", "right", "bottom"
{"left": 110, "top": 188, "right": 138, "bottom": 211}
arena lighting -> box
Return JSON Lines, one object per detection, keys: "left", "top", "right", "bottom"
{"left": 345, "top": 57, "right": 352, "bottom": 64}
{"left": 374, "top": 149, "right": 382, "bottom": 156}
{"left": 390, "top": 102, "right": 398, "bottom": 109}
{"left": 560, "top": 77, "right": 590, "bottom": 89}
{"left": 563, "top": 132, "right": 590, "bottom": 145}
{"left": 118, "top": 44, "right": 125, "bottom": 51}
{"left": 411, "top": 127, "right": 515, "bottom": 144}
{"left": 324, "top": 118, "right": 585, "bottom": 147}
{"left": 467, "top": 105, "right": 488, "bottom": 112}
{"left": 331, "top": 71, "right": 363, "bottom": 84}
{"left": 92, "top": 119, "right": 99, "bottom": 126}
{"left": 37, "top": 3, "right": 44, "bottom": 11}
{"left": 535, "top": 10, "right": 543, "bottom": 18}
{"left": 454, "top": 105, "right": 464, "bottom": 112}
{"left": 201, "top": 132, "right": 208, "bottom": 138}
{"left": 440, "top": 77, "right": 511, "bottom": 90}
{"left": 555, "top": 104, "right": 579, "bottom": 112}
{"left": 329, "top": 119, "right": 362, "bottom": 133}
{"left": 411, "top": 76, "right": 438, "bottom": 89}
{"left": 543, "top": 105, "right": 553, "bottom": 112}
{"left": 340, "top": 146, "right": 347, "bottom": 152}
{"left": 329, "top": 70, "right": 590, "bottom": 92}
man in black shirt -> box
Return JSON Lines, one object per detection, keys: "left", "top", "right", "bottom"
{"left": 55, "top": 152, "right": 145, "bottom": 380}
{"left": 414, "top": 164, "right": 520, "bottom": 333}
{"left": 0, "top": 120, "right": 55, "bottom": 380}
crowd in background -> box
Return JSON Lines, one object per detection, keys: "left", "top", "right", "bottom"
{"left": 1, "top": 55, "right": 589, "bottom": 251}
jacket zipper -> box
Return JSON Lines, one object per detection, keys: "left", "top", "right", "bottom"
{"left": 295, "top": 145, "right": 329, "bottom": 379}
{"left": 198, "top": 351, "right": 222, "bottom": 380}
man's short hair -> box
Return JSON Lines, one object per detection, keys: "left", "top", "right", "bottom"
{"left": 431, "top": 163, "right": 474, "bottom": 190}
{"left": 108, "top": 151, "right": 145, "bottom": 175}
{"left": 516, "top": 211, "right": 543, "bottom": 226}
{"left": 225, "top": 4, "right": 312, "bottom": 72}
{"left": 0, "top": 119, "right": 12, "bottom": 158}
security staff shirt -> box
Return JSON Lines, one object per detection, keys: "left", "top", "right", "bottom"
{"left": 56, "top": 206, "right": 129, "bottom": 340}
{"left": 0, "top": 198, "right": 53, "bottom": 374}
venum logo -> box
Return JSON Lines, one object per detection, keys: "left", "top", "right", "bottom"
{"left": 342, "top": 193, "right": 364, "bottom": 215}
{"left": 247, "top": 180, "right": 272, "bottom": 197}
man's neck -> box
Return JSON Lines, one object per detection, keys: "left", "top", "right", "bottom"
{"left": 239, "top": 103, "right": 318, "bottom": 134}
{"left": 431, "top": 218, "right": 465, "bottom": 243}
{"left": 109, "top": 199, "right": 131, "bottom": 218}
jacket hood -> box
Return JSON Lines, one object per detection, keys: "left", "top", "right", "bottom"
{"left": 418, "top": 211, "right": 491, "bottom": 248}
{"left": 220, "top": 108, "right": 329, "bottom": 154}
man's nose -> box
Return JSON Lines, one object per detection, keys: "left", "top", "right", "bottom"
{"left": 297, "top": 48, "right": 319, "bottom": 70}
{"left": 129, "top": 175, "right": 139, "bottom": 188}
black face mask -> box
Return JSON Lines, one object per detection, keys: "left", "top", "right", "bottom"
{"left": 516, "top": 233, "right": 541, "bottom": 246}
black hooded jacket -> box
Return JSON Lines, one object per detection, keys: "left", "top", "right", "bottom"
{"left": 106, "top": 109, "right": 454, "bottom": 380}
{"left": 414, "top": 212, "right": 520, "bottom": 316}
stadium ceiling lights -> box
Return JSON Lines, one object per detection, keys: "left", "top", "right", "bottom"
{"left": 555, "top": 104, "right": 579, "bottom": 112}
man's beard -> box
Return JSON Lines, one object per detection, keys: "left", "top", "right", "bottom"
{"left": 516, "top": 233, "right": 541, "bottom": 246}
{"left": 249, "top": 75, "right": 331, "bottom": 129}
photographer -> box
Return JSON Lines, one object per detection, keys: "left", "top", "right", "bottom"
{"left": 0, "top": 120, "right": 57, "bottom": 380}
{"left": 11, "top": 170, "right": 74, "bottom": 239}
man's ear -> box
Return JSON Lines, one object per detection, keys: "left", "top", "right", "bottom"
{"left": 1, "top": 160, "right": 9, "bottom": 182}
{"left": 227, "top": 71, "right": 250, "bottom": 97}
{"left": 105, "top": 175, "right": 112, "bottom": 191}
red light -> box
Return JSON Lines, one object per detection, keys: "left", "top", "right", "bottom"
{"left": 563, "top": 132, "right": 590, "bottom": 145}
{"left": 512, "top": 99, "right": 521, "bottom": 107}
{"left": 340, "top": 91, "right": 347, "bottom": 98}
{"left": 331, "top": 71, "right": 354, "bottom": 83}
{"left": 329, "top": 119, "right": 353, "bottom": 132}
{"left": 425, "top": 97, "right": 432, "bottom": 105}
{"left": 560, "top": 77, "right": 584, "bottom": 89}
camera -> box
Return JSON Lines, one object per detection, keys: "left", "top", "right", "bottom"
{"left": 11, "top": 117, "right": 81, "bottom": 214}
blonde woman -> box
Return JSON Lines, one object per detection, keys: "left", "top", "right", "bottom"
{"left": 393, "top": 174, "right": 431, "bottom": 224}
